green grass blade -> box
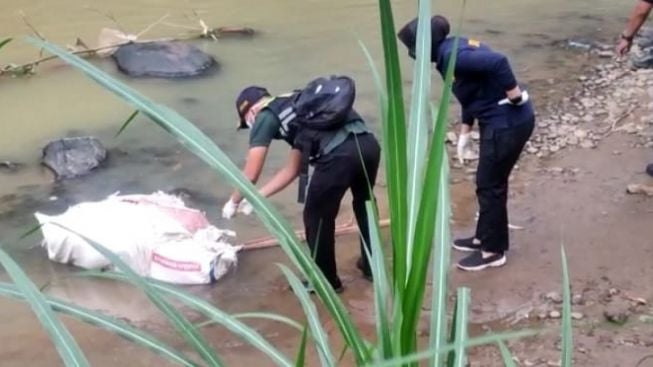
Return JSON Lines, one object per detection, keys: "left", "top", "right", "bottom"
{"left": 115, "top": 110, "right": 140, "bottom": 137}
{"left": 369, "top": 329, "right": 538, "bottom": 367}
{"left": 233, "top": 313, "right": 304, "bottom": 332}
{"left": 561, "top": 246, "right": 573, "bottom": 367}
{"left": 28, "top": 37, "right": 369, "bottom": 364}
{"left": 294, "top": 324, "right": 309, "bottom": 367}
{"left": 0, "top": 282, "right": 197, "bottom": 367}
{"left": 358, "top": 40, "right": 388, "bottom": 109}
{"left": 278, "top": 265, "right": 335, "bottom": 367}
{"left": 365, "top": 201, "right": 393, "bottom": 360}
{"left": 405, "top": 0, "right": 432, "bottom": 270}
{"left": 0, "top": 246, "right": 90, "bottom": 367}
{"left": 47, "top": 225, "right": 223, "bottom": 367}
{"left": 80, "top": 271, "right": 294, "bottom": 367}
{"left": 451, "top": 288, "right": 471, "bottom": 367}
{"left": 377, "top": 0, "right": 408, "bottom": 296}
{"left": 497, "top": 340, "right": 517, "bottom": 367}
{"left": 0, "top": 37, "right": 12, "bottom": 50}
{"left": 402, "top": 7, "right": 465, "bottom": 356}
{"left": 429, "top": 148, "right": 453, "bottom": 367}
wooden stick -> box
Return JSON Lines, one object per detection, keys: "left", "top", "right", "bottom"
{"left": 241, "top": 219, "right": 391, "bottom": 251}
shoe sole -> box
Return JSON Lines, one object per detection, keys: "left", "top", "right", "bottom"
{"left": 452, "top": 243, "right": 481, "bottom": 252}
{"left": 456, "top": 256, "right": 507, "bottom": 272}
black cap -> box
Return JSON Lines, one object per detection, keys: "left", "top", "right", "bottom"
{"left": 236, "top": 86, "right": 270, "bottom": 129}
{"left": 397, "top": 15, "right": 450, "bottom": 60}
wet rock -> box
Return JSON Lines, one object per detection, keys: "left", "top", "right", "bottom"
{"left": 112, "top": 41, "right": 218, "bottom": 78}
{"left": 604, "top": 304, "right": 630, "bottom": 325}
{"left": 42, "top": 137, "right": 107, "bottom": 180}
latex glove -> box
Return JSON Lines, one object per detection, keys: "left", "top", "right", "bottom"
{"left": 222, "top": 199, "right": 238, "bottom": 219}
{"left": 237, "top": 199, "right": 253, "bottom": 216}
{"left": 498, "top": 90, "right": 529, "bottom": 106}
{"left": 457, "top": 133, "right": 472, "bottom": 165}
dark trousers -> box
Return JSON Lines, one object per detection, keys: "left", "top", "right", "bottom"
{"left": 475, "top": 120, "right": 534, "bottom": 254}
{"left": 303, "top": 133, "right": 381, "bottom": 289}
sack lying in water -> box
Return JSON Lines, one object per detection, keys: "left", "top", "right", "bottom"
{"left": 35, "top": 191, "right": 241, "bottom": 285}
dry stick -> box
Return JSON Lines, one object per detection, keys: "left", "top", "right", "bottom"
{"left": 135, "top": 13, "right": 171, "bottom": 39}
{"left": 241, "top": 218, "right": 391, "bottom": 251}
{"left": 20, "top": 11, "right": 46, "bottom": 58}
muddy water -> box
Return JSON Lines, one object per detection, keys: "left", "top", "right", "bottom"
{"left": 0, "top": 0, "right": 630, "bottom": 365}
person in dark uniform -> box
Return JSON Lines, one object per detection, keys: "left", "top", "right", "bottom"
{"left": 616, "top": 0, "right": 653, "bottom": 177}
{"left": 222, "top": 85, "right": 381, "bottom": 292}
{"left": 398, "top": 15, "right": 535, "bottom": 271}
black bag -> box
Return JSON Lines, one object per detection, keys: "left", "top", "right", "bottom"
{"left": 292, "top": 75, "right": 358, "bottom": 204}
{"left": 292, "top": 75, "right": 356, "bottom": 130}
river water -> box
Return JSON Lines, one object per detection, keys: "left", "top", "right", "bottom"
{"left": 0, "top": 0, "right": 631, "bottom": 365}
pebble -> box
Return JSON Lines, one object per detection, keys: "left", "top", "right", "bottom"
{"left": 549, "top": 311, "right": 562, "bottom": 319}
{"left": 571, "top": 312, "right": 585, "bottom": 320}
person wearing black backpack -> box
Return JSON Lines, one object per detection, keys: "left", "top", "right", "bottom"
{"left": 398, "top": 15, "right": 535, "bottom": 272}
{"left": 222, "top": 77, "right": 381, "bottom": 293}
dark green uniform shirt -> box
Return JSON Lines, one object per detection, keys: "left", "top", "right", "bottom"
{"left": 248, "top": 109, "right": 368, "bottom": 155}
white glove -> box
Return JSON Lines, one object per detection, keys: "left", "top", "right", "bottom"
{"left": 237, "top": 199, "right": 253, "bottom": 216}
{"left": 498, "top": 90, "right": 529, "bottom": 106}
{"left": 222, "top": 199, "right": 238, "bottom": 219}
{"left": 457, "top": 133, "right": 472, "bottom": 165}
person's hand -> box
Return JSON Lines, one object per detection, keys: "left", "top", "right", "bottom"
{"left": 616, "top": 36, "right": 633, "bottom": 57}
{"left": 457, "top": 133, "right": 471, "bottom": 165}
{"left": 222, "top": 199, "right": 238, "bottom": 219}
{"left": 499, "top": 90, "right": 529, "bottom": 106}
{"left": 237, "top": 199, "right": 253, "bottom": 216}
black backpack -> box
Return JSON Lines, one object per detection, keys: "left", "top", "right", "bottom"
{"left": 292, "top": 75, "right": 356, "bottom": 130}
{"left": 291, "top": 75, "right": 358, "bottom": 203}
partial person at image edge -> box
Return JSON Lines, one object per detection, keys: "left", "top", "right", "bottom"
{"left": 616, "top": 0, "right": 653, "bottom": 177}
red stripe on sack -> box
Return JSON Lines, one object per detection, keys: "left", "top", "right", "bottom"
{"left": 152, "top": 253, "right": 202, "bottom": 272}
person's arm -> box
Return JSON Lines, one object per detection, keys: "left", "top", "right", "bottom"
{"left": 259, "top": 149, "right": 302, "bottom": 198}
{"left": 617, "top": 0, "right": 653, "bottom": 56}
{"left": 229, "top": 146, "right": 268, "bottom": 203}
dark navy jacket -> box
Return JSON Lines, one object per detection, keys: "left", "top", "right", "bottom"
{"left": 434, "top": 37, "right": 534, "bottom": 136}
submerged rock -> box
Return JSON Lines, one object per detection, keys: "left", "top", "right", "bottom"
{"left": 112, "top": 41, "right": 218, "bottom": 78}
{"left": 42, "top": 137, "right": 107, "bottom": 180}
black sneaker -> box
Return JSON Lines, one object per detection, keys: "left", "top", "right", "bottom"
{"left": 300, "top": 280, "right": 344, "bottom": 294}
{"left": 452, "top": 237, "right": 482, "bottom": 252}
{"left": 356, "top": 258, "right": 373, "bottom": 282}
{"left": 647, "top": 163, "right": 653, "bottom": 177}
{"left": 456, "top": 251, "right": 506, "bottom": 272}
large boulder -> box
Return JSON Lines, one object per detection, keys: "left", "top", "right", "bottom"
{"left": 112, "top": 41, "right": 218, "bottom": 78}
{"left": 42, "top": 137, "right": 107, "bottom": 180}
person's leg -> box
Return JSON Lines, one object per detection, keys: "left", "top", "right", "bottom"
{"left": 303, "top": 160, "right": 349, "bottom": 290}
{"left": 458, "top": 122, "right": 533, "bottom": 271}
{"left": 349, "top": 134, "right": 381, "bottom": 278}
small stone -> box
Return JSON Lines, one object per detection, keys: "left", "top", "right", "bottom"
{"left": 446, "top": 131, "right": 458, "bottom": 144}
{"left": 546, "top": 291, "right": 564, "bottom": 303}
{"left": 580, "top": 140, "right": 596, "bottom": 149}
{"left": 574, "top": 129, "right": 589, "bottom": 139}
{"left": 524, "top": 360, "right": 536, "bottom": 367}
{"left": 571, "top": 312, "right": 585, "bottom": 320}
{"left": 549, "top": 145, "right": 561, "bottom": 153}
{"left": 547, "top": 360, "right": 562, "bottom": 367}
{"left": 639, "top": 315, "right": 653, "bottom": 324}
{"left": 572, "top": 294, "right": 585, "bottom": 305}
{"left": 549, "top": 311, "right": 562, "bottom": 319}
{"left": 527, "top": 146, "right": 539, "bottom": 154}
{"left": 598, "top": 50, "right": 613, "bottom": 58}
{"left": 613, "top": 150, "right": 622, "bottom": 156}
{"left": 604, "top": 306, "right": 630, "bottom": 325}
{"left": 471, "top": 131, "right": 480, "bottom": 141}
